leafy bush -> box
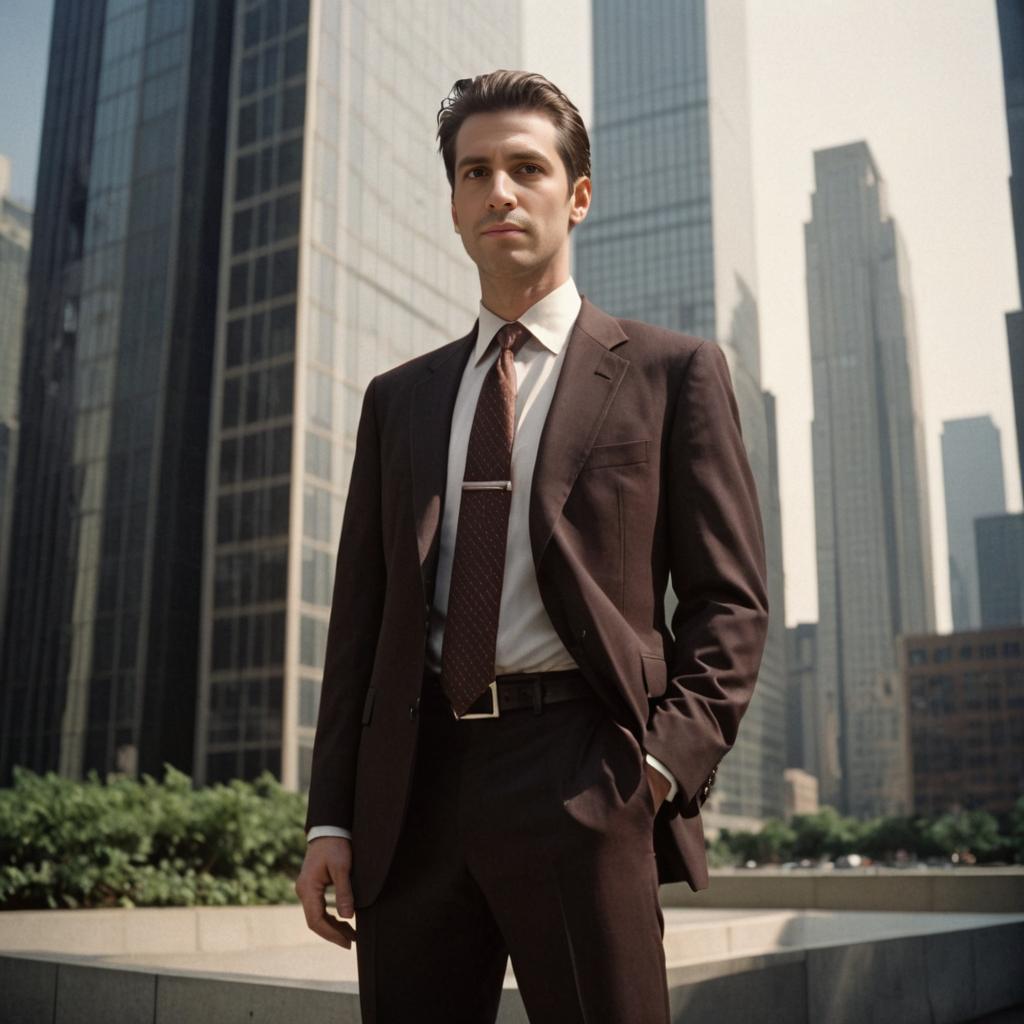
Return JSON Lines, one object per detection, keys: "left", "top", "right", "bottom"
{"left": 706, "top": 799, "right": 1024, "bottom": 867}
{"left": 0, "top": 766, "right": 307, "bottom": 909}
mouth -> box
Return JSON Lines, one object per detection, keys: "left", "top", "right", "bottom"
{"left": 482, "top": 224, "right": 527, "bottom": 236}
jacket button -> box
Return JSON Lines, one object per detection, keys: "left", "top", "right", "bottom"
{"left": 409, "top": 703, "right": 418, "bottom": 720}
{"left": 578, "top": 628, "right": 587, "bottom": 641}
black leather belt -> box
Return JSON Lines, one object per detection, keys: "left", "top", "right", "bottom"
{"left": 422, "top": 669, "right": 593, "bottom": 719}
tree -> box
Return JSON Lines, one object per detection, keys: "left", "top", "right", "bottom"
{"left": 860, "top": 815, "right": 940, "bottom": 862}
{"left": 790, "top": 807, "right": 863, "bottom": 860}
{"left": 928, "top": 810, "right": 1004, "bottom": 863}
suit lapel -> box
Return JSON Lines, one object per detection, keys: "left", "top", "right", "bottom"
{"left": 410, "top": 325, "right": 476, "bottom": 597}
{"left": 529, "top": 298, "right": 630, "bottom": 567}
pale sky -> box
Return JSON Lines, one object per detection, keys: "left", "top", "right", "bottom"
{"left": 4, "top": 2, "right": 1017, "bottom": 636}
{"left": 746, "top": 1, "right": 1017, "bottom": 631}
{"left": 528, "top": 0, "right": 1018, "bottom": 633}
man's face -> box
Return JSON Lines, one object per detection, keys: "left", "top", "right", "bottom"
{"left": 450, "top": 109, "right": 590, "bottom": 282}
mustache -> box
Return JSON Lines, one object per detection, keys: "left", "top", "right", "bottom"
{"left": 480, "top": 216, "right": 529, "bottom": 231}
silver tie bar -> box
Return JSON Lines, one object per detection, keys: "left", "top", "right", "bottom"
{"left": 462, "top": 480, "right": 512, "bottom": 491}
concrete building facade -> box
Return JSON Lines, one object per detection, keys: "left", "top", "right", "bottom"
{"left": 783, "top": 767, "right": 819, "bottom": 821}
{"left": 575, "top": 0, "right": 787, "bottom": 824}
{"left": 903, "top": 625, "right": 1024, "bottom": 816}
{"left": 805, "top": 141, "right": 935, "bottom": 817}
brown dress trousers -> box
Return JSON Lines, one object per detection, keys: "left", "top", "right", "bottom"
{"left": 355, "top": 677, "right": 670, "bottom": 1023}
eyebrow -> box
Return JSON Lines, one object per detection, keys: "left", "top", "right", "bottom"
{"left": 455, "top": 150, "right": 552, "bottom": 172}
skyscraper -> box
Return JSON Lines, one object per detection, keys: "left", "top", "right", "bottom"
{"left": 997, "top": 0, "right": 1024, "bottom": 495}
{"left": 576, "top": 0, "right": 787, "bottom": 824}
{"left": 941, "top": 416, "right": 1007, "bottom": 630}
{"left": 195, "top": 0, "right": 519, "bottom": 790}
{"left": 976, "top": 512, "right": 1024, "bottom": 628}
{"left": 784, "top": 621, "right": 840, "bottom": 793}
{"left": 1, "top": 0, "right": 235, "bottom": 782}
{"left": 806, "top": 141, "right": 935, "bottom": 818}
{"left": 0, "top": 156, "right": 32, "bottom": 644}
{"left": 1, "top": 0, "right": 520, "bottom": 790}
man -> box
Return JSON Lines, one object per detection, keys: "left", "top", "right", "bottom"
{"left": 296, "top": 70, "right": 769, "bottom": 1023}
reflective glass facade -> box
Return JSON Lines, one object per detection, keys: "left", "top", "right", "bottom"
{"left": 197, "top": 0, "right": 520, "bottom": 790}
{"left": 3, "top": 0, "right": 518, "bottom": 791}
{"left": 1, "top": 0, "right": 234, "bottom": 781}
{"left": 0, "top": 166, "right": 32, "bottom": 641}
{"left": 576, "top": 0, "right": 786, "bottom": 822}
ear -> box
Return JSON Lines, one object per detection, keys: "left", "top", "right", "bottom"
{"left": 451, "top": 198, "right": 461, "bottom": 234}
{"left": 568, "top": 176, "right": 592, "bottom": 228}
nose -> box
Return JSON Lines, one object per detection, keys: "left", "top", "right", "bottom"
{"left": 486, "top": 170, "right": 516, "bottom": 211}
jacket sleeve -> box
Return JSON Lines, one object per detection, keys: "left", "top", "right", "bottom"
{"left": 643, "top": 339, "right": 769, "bottom": 809}
{"left": 304, "top": 376, "right": 387, "bottom": 832}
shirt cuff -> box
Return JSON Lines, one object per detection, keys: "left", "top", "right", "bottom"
{"left": 644, "top": 752, "right": 679, "bottom": 802}
{"left": 307, "top": 825, "right": 353, "bottom": 842}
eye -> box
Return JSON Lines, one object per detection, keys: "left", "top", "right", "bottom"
{"left": 520, "top": 164, "right": 542, "bottom": 174}
{"left": 465, "top": 167, "right": 487, "bottom": 179}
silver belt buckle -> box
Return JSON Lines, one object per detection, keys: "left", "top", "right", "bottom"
{"left": 455, "top": 680, "right": 500, "bottom": 719}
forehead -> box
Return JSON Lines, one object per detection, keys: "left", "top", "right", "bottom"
{"left": 454, "top": 108, "right": 560, "bottom": 162}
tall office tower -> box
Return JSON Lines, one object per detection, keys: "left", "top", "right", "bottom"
{"left": 195, "top": 2, "right": 519, "bottom": 789}
{"left": 0, "top": 157, "right": 32, "bottom": 643}
{"left": 977, "top": 513, "right": 1024, "bottom": 627}
{"left": 576, "top": 0, "right": 787, "bottom": 824}
{"left": 941, "top": 417, "right": 1007, "bottom": 630}
{"left": 997, "top": 0, "right": 1024, "bottom": 494}
{"left": 806, "top": 141, "right": 935, "bottom": 818}
{"left": 784, "top": 622, "right": 840, "bottom": 803}
{"left": 0, "top": 0, "right": 236, "bottom": 782}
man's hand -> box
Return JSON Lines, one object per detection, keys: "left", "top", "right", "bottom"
{"left": 644, "top": 763, "right": 672, "bottom": 814}
{"left": 295, "top": 837, "right": 357, "bottom": 948}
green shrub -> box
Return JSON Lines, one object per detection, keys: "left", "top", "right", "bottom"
{"left": 0, "top": 766, "right": 307, "bottom": 909}
{"left": 706, "top": 802, "right": 1023, "bottom": 866}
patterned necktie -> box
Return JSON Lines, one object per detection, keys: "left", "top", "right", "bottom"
{"left": 441, "top": 321, "right": 531, "bottom": 716}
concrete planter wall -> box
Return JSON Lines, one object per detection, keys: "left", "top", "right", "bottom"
{"left": 2, "top": 872, "right": 1023, "bottom": 1024}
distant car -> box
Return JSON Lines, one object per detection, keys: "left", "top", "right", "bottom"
{"left": 833, "top": 854, "right": 864, "bottom": 869}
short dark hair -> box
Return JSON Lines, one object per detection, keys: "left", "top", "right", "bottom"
{"left": 436, "top": 70, "right": 591, "bottom": 196}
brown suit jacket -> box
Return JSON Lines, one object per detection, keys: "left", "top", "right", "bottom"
{"left": 305, "top": 297, "right": 769, "bottom": 908}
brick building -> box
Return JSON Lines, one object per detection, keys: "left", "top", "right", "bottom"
{"left": 902, "top": 627, "right": 1024, "bottom": 816}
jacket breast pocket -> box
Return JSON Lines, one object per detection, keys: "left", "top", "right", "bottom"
{"left": 581, "top": 439, "right": 648, "bottom": 472}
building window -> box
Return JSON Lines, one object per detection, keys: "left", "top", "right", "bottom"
{"left": 299, "top": 676, "right": 321, "bottom": 727}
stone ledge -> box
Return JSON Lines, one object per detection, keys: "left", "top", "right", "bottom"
{"left": 2, "top": 910, "right": 1022, "bottom": 1024}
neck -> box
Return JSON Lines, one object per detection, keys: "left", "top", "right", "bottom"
{"left": 477, "top": 262, "right": 571, "bottom": 322}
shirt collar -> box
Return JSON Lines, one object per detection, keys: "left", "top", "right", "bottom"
{"left": 473, "top": 277, "right": 582, "bottom": 366}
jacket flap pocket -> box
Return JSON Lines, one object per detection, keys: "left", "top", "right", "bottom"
{"left": 361, "top": 686, "right": 377, "bottom": 726}
{"left": 583, "top": 439, "right": 648, "bottom": 471}
{"left": 641, "top": 653, "right": 667, "bottom": 698}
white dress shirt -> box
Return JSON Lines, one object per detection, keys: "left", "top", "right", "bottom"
{"left": 426, "top": 276, "right": 581, "bottom": 674}
{"left": 308, "top": 279, "right": 675, "bottom": 843}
